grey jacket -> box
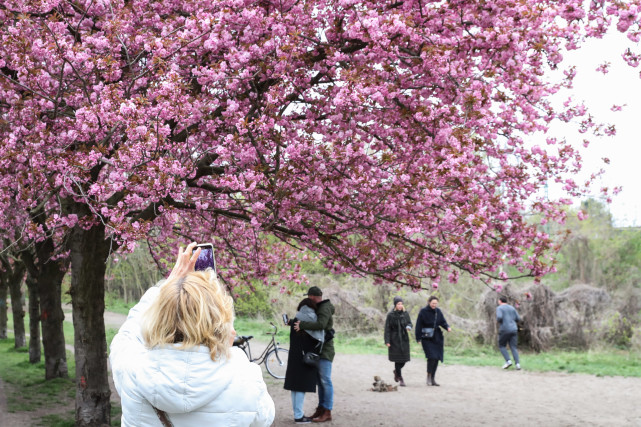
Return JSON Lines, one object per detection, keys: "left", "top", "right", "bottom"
{"left": 296, "top": 305, "right": 325, "bottom": 343}
{"left": 496, "top": 304, "right": 521, "bottom": 334}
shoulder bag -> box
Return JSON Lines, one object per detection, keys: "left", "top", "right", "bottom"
{"left": 152, "top": 406, "right": 174, "bottom": 427}
{"left": 303, "top": 340, "right": 323, "bottom": 369}
{"left": 421, "top": 309, "right": 438, "bottom": 339}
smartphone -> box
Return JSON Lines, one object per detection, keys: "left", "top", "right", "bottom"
{"left": 282, "top": 314, "right": 289, "bottom": 325}
{"left": 193, "top": 243, "right": 216, "bottom": 272}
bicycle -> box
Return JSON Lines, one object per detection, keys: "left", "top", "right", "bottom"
{"left": 233, "top": 322, "right": 289, "bottom": 379}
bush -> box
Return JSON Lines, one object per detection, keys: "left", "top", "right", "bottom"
{"left": 604, "top": 313, "right": 634, "bottom": 349}
{"left": 232, "top": 284, "right": 274, "bottom": 318}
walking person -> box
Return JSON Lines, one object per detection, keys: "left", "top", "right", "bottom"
{"left": 295, "top": 286, "right": 335, "bottom": 423}
{"left": 415, "top": 296, "right": 451, "bottom": 386}
{"left": 109, "top": 242, "right": 275, "bottom": 427}
{"left": 284, "top": 298, "right": 324, "bottom": 424}
{"left": 384, "top": 296, "right": 413, "bottom": 387}
{"left": 496, "top": 295, "right": 522, "bottom": 370}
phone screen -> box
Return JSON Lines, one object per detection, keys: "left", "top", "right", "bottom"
{"left": 194, "top": 244, "right": 216, "bottom": 272}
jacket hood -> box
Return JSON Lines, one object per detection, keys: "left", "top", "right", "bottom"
{"left": 135, "top": 345, "right": 248, "bottom": 413}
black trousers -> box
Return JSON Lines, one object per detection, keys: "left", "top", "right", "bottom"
{"left": 394, "top": 362, "right": 406, "bottom": 377}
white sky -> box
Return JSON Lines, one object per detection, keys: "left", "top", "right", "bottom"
{"left": 548, "top": 31, "right": 641, "bottom": 227}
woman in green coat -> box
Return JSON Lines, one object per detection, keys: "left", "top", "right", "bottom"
{"left": 384, "top": 296, "right": 413, "bottom": 386}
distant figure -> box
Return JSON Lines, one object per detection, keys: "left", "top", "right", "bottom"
{"left": 284, "top": 298, "right": 323, "bottom": 424}
{"left": 384, "top": 296, "right": 412, "bottom": 387}
{"left": 110, "top": 243, "right": 275, "bottom": 427}
{"left": 415, "top": 296, "right": 451, "bottom": 386}
{"left": 496, "top": 295, "right": 522, "bottom": 370}
{"left": 295, "top": 286, "right": 335, "bottom": 423}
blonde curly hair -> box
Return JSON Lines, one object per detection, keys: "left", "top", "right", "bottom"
{"left": 142, "top": 271, "right": 234, "bottom": 361}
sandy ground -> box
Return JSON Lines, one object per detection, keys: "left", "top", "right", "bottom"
{"left": 265, "top": 352, "right": 641, "bottom": 427}
{"left": 2, "top": 309, "right": 641, "bottom": 427}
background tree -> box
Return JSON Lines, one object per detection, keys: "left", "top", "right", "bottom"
{"left": 1, "top": 0, "right": 640, "bottom": 425}
{"left": 0, "top": 251, "right": 26, "bottom": 348}
{"left": 0, "top": 200, "right": 69, "bottom": 376}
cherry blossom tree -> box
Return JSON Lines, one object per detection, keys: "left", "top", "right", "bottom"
{"left": 0, "top": 186, "right": 69, "bottom": 375}
{"left": 1, "top": 0, "right": 639, "bottom": 424}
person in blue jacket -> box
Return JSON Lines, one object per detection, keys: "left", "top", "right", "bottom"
{"left": 415, "top": 296, "right": 451, "bottom": 386}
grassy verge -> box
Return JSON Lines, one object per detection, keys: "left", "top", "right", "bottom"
{"left": 104, "top": 293, "right": 137, "bottom": 315}
{"left": 4, "top": 314, "right": 122, "bottom": 426}
{"left": 0, "top": 338, "right": 76, "bottom": 425}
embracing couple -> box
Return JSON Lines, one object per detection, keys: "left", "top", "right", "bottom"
{"left": 283, "top": 286, "right": 336, "bottom": 424}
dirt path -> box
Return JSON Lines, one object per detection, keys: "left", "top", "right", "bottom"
{"left": 264, "top": 353, "right": 641, "bottom": 426}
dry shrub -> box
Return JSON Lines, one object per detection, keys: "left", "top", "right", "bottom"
{"left": 554, "top": 284, "right": 610, "bottom": 349}
{"left": 479, "top": 283, "right": 612, "bottom": 351}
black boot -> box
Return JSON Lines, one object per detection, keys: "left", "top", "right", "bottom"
{"left": 393, "top": 369, "right": 399, "bottom": 382}
{"left": 426, "top": 373, "right": 432, "bottom": 386}
{"left": 431, "top": 374, "right": 440, "bottom": 386}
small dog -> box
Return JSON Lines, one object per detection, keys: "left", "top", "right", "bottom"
{"left": 370, "top": 375, "right": 398, "bottom": 392}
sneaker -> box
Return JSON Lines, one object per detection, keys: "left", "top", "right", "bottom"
{"left": 516, "top": 363, "right": 521, "bottom": 370}
{"left": 295, "top": 416, "right": 313, "bottom": 424}
{"left": 502, "top": 360, "right": 513, "bottom": 369}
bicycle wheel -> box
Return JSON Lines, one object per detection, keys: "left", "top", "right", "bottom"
{"left": 264, "top": 347, "right": 288, "bottom": 379}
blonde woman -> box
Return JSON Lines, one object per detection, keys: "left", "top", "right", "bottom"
{"left": 109, "top": 243, "right": 275, "bottom": 427}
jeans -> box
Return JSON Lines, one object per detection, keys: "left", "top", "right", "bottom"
{"left": 498, "top": 331, "right": 520, "bottom": 364}
{"left": 291, "top": 391, "right": 306, "bottom": 419}
{"left": 317, "top": 358, "right": 333, "bottom": 410}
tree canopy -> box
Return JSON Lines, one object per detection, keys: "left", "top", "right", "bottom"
{"left": 3, "top": 0, "right": 638, "bottom": 289}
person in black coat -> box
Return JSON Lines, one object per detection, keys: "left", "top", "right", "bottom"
{"left": 415, "top": 296, "right": 451, "bottom": 386}
{"left": 384, "top": 296, "right": 413, "bottom": 386}
{"left": 284, "top": 298, "right": 321, "bottom": 423}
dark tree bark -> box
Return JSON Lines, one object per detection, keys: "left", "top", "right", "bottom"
{"left": 0, "top": 277, "right": 7, "bottom": 339}
{"left": 7, "top": 261, "right": 26, "bottom": 348}
{"left": 69, "top": 224, "right": 112, "bottom": 426}
{"left": 38, "top": 258, "right": 68, "bottom": 378}
{"left": 21, "top": 242, "right": 69, "bottom": 378}
{"left": 25, "top": 271, "right": 41, "bottom": 363}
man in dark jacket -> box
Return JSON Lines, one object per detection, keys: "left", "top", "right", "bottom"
{"left": 295, "top": 286, "right": 335, "bottom": 423}
{"left": 496, "top": 296, "right": 522, "bottom": 370}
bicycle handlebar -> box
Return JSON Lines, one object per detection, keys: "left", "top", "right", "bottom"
{"left": 265, "top": 322, "right": 277, "bottom": 335}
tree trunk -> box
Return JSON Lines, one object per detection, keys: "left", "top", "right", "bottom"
{"left": 26, "top": 272, "right": 41, "bottom": 363}
{"left": 69, "top": 224, "right": 111, "bottom": 426}
{"left": 36, "top": 244, "right": 69, "bottom": 379}
{"left": 8, "top": 263, "right": 26, "bottom": 348}
{"left": 0, "top": 278, "right": 7, "bottom": 339}
{"left": 21, "top": 248, "right": 67, "bottom": 372}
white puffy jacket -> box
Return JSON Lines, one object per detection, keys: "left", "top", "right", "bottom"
{"left": 109, "top": 286, "right": 275, "bottom": 427}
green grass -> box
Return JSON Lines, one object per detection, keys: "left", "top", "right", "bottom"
{"left": 235, "top": 319, "right": 641, "bottom": 377}
{"left": 0, "top": 339, "right": 75, "bottom": 414}
{"left": 104, "top": 293, "right": 136, "bottom": 315}
{"left": 234, "top": 316, "right": 290, "bottom": 344}
{"left": 4, "top": 312, "right": 122, "bottom": 426}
